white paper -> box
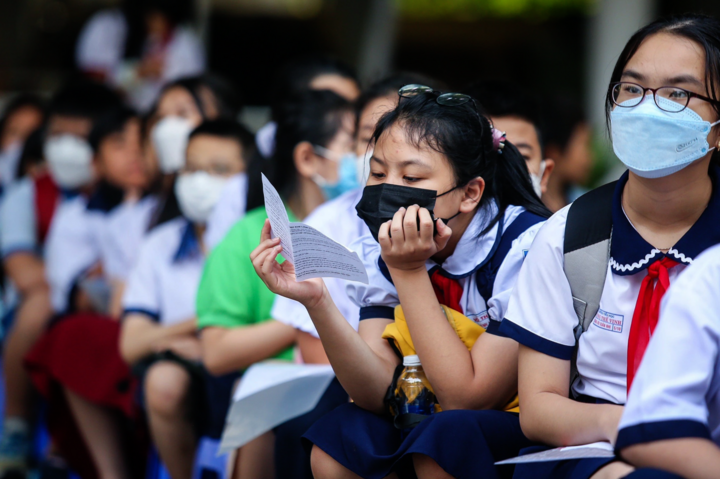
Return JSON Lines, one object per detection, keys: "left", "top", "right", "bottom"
{"left": 496, "top": 442, "right": 614, "bottom": 465}
{"left": 262, "top": 174, "right": 368, "bottom": 283}
{"left": 219, "top": 363, "right": 336, "bottom": 454}
{"left": 262, "top": 174, "right": 294, "bottom": 262}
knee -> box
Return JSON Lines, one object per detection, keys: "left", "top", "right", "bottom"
{"left": 310, "top": 445, "right": 350, "bottom": 479}
{"left": 144, "top": 362, "right": 191, "bottom": 419}
{"left": 413, "top": 454, "right": 454, "bottom": 479}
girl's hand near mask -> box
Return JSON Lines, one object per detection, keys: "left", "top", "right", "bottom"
{"left": 251, "top": 219, "right": 328, "bottom": 309}
{"left": 379, "top": 205, "right": 452, "bottom": 272}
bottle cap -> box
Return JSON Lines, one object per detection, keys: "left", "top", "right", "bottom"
{"left": 403, "top": 355, "right": 421, "bottom": 366}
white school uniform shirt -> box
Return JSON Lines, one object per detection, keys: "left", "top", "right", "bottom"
{"left": 0, "top": 177, "right": 38, "bottom": 258}
{"left": 45, "top": 187, "right": 155, "bottom": 313}
{"left": 501, "top": 169, "right": 720, "bottom": 405}
{"left": 45, "top": 195, "right": 98, "bottom": 313}
{"left": 123, "top": 217, "right": 203, "bottom": 325}
{"left": 76, "top": 9, "right": 206, "bottom": 111}
{"left": 204, "top": 173, "right": 248, "bottom": 250}
{"left": 102, "top": 194, "right": 158, "bottom": 281}
{"left": 616, "top": 243, "right": 720, "bottom": 450}
{"left": 271, "top": 188, "right": 368, "bottom": 337}
{"left": 348, "top": 201, "right": 545, "bottom": 329}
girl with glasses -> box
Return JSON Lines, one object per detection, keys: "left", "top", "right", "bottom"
{"left": 500, "top": 13, "right": 720, "bottom": 479}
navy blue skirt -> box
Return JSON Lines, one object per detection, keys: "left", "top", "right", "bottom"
{"left": 303, "top": 404, "right": 533, "bottom": 479}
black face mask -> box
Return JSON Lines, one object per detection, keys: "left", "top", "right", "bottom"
{"left": 355, "top": 183, "right": 459, "bottom": 242}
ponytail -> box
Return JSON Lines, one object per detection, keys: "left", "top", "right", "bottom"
{"left": 491, "top": 140, "right": 552, "bottom": 224}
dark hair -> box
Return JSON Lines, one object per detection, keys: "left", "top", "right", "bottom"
{"left": 49, "top": 78, "right": 123, "bottom": 121}
{"left": 246, "top": 89, "right": 353, "bottom": 211}
{"left": 15, "top": 126, "right": 46, "bottom": 180}
{"left": 88, "top": 107, "right": 138, "bottom": 153}
{"left": 542, "top": 94, "right": 586, "bottom": 155}
{"left": 271, "top": 56, "right": 358, "bottom": 121}
{"left": 122, "top": 0, "right": 196, "bottom": 59}
{"left": 606, "top": 14, "right": 720, "bottom": 134}
{"left": 158, "top": 74, "right": 241, "bottom": 121}
{"left": 371, "top": 93, "right": 551, "bottom": 235}
{"left": 464, "top": 79, "right": 544, "bottom": 151}
{"left": 0, "top": 94, "right": 45, "bottom": 141}
{"left": 355, "top": 72, "right": 443, "bottom": 131}
{"left": 189, "top": 119, "right": 256, "bottom": 161}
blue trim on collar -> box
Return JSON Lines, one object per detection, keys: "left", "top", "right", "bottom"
{"left": 615, "top": 419, "right": 711, "bottom": 452}
{"left": 499, "top": 320, "right": 575, "bottom": 360}
{"left": 610, "top": 165, "right": 720, "bottom": 275}
{"left": 173, "top": 221, "right": 201, "bottom": 263}
{"left": 86, "top": 182, "right": 124, "bottom": 213}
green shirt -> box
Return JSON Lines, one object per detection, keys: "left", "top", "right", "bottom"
{"left": 196, "top": 206, "right": 296, "bottom": 362}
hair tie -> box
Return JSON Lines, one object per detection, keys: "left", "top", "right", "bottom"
{"left": 492, "top": 128, "right": 507, "bottom": 153}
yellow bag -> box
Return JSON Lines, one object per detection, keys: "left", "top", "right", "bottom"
{"left": 382, "top": 305, "right": 519, "bottom": 413}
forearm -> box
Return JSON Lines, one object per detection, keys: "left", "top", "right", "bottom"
{"left": 391, "top": 267, "right": 485, "bottom": 409}
{"left": 521, "top": 392, "right": 623, "bottom": 446}
{"left": 120, "top": 317, "right": 197, "bottom": 365}
{"left": 622, "top": 438, "right": 720, "bottom": 479}
{"left": 201, "top": 320, "right": 296, "bottom": 375}
{"left": 306, "top": 293, "right": 396, "bottom": 414}
{"left": 296, "top": 331, "right": 329, "bottom": 364}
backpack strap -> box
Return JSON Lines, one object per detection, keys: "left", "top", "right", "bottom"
{"left": 563, "top": 181, "right": 616, "bottom": 340}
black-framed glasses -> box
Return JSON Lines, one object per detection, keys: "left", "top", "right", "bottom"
{"left": 398, "top": 84, "right": 476, "bottom": 108}
{"left": 610, "top": 81, "right": 720, "bottom": 113}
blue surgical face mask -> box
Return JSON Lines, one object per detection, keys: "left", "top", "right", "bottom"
{"left": 312, "top": 147, "right": 361, "bottom": 200}
{"left": 610, "top": 96, "right": 720, "bottom": 178}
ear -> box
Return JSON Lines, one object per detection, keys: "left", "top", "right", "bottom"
{"left": 293, "top": 141, "right": 321, "bottom": 179}
{"left": 540, "top": 159, "right": 555, "bottom": 195}
{"left": 458, "top": 176, "right": 485, "bottom": 214}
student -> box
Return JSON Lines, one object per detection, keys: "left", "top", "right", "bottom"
{"left": 25, "top": 106, "right": 152, "bottom": 479}
{"left": 0, "top": 94, "right": 45, "bottom": 189}
{"left": 271, "top": 72, "right": 439, "bottom": 362}
{"left": 205, "top": 56, "right": 360, "bottom": 248}
{"left": 196, "top": 89, "right": 354, "bottom": 479}
{"left": 119, "top": 119, "right": 248, "bottom": 479}
{"left": 76, "top": 0, "right": 206, "bottom": 111}
{"left": 616, "top": 244, "right": 720, "bottom": 479}
{"left": 152, "top": 74, "right": 240, "bottom": 176}
{"left": 541, "top": 95, "right": 593, "bottom": 212}
{"left": 500, "top": 13, "right": 720, "bottom": 479}
{"left": 256, "top": 55, "right": 360, "bottom": 158}
{"left": 0, "top": 81, "right": 121, "bottom": 475}
{"left": 465, "top": 80, "right": 554, "bottom": 198}
{"left": 251, "top": 84, "right": 551, "bottom": 478}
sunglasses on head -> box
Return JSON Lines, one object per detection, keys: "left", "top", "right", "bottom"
{"left": 398, "top": 84, "right": 475, "bottom": 107}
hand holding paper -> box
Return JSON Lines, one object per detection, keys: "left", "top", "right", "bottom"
{"left": 261, "top": 174, "right": 368, "bottom": 284}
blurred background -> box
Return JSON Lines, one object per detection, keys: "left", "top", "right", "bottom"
{"left": 1, "top": 0, "right": 719, "bottom": 182}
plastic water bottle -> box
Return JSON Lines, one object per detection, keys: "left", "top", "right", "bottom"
{"left": 396, "top": 355, "right": 436, "bottom": 435}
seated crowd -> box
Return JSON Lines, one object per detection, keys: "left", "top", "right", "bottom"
{"left": 0, "top": 11, "right": 718, "bottom": 479}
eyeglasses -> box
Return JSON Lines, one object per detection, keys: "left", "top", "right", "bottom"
{"left": 610, "top": 81, "right": 720, "bottom": 113}
{"left": 398, "top": 84, "right": 476, "bottom": 107}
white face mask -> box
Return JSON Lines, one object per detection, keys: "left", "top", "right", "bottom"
{"left": 530, "top": 160, "right": 546, "bottom": 197}
{"left": 44, "top": 135, "right": 94, "bottom": 189}
{"left": 152, "top": 116, "right": 194, "bottom": 174}
{"left": 174, "top": 171, "right": 228, "bottom": 224}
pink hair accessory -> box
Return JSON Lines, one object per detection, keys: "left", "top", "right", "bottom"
{"left": 491, "top": 128, "right": 507, "bottom": 153}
